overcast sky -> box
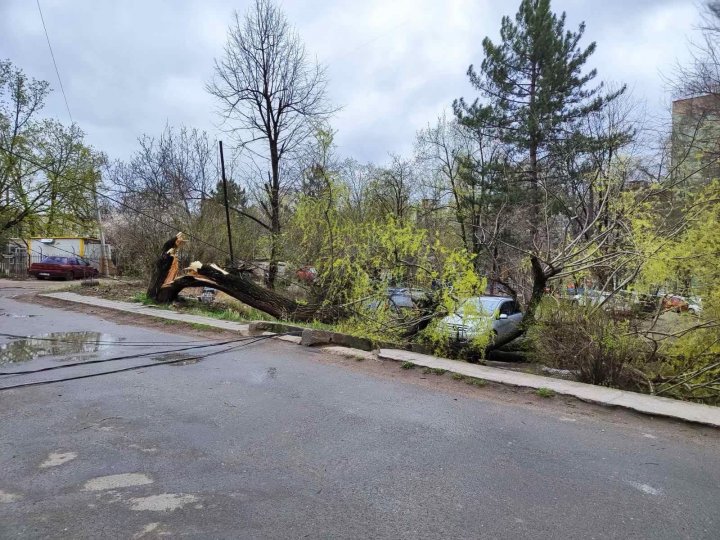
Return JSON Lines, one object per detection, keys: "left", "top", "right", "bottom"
{"left": 0, "top": 0, "right": 702, "bottom": 165}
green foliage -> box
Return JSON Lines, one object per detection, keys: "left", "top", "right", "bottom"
{"left": 421, "top": 367, "right": 448, "bottom": 375}
{"left": 465, "top": 377, "right": 487, "bottom": 387}
{"left": 0, "top": 60, "right": 100, "bottom": 237}
{"left": 535, "top": 387, "right": 555, "bottom": 398}
{"left": 288, "top": 178, "right": 489, "bottom": 346}
{"left": 453, "top": 0, "right": 633, "bottom": 322}
{"left": 633, "top": 181, "right": 720, "bottom": 403}
{"left": 132, "top": 292, "right": 154, "bottom": 305}
{"left": 455, "top": 0, "right": 628, "bottom": 157}
{"left": 528, "top": 299, "right": 651, "bottom": 390}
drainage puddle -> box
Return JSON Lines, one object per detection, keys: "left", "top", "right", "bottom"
{"left": 0, "top": 332, "right": 122, "bottom": 365}
{"left": 151, "top": 352, "right": 201, "bottom": 367}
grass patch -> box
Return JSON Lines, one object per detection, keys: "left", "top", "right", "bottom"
{"left": 133, "top": 292, "right": 158, "bottom": 306}
{"left": 189, "top": 322, "right": 217, "bottom": 331}
{"left": 401, "top": 362, "right": 415, "bottom": 370}
{"left": 424, "top": 367, "right": 446, "bottom": 376}
{"left": 451, "top": 373, "right": 465, "bottom": 381}
{"left": 536, "top": 387, "right": 555, "bottom": 398}
{"left": 465, "top": 377, "right": 487, "bottom": 387}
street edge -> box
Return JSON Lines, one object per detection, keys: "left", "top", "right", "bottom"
{"left": 38, "top": 291, "right": 720, "bottom": 429}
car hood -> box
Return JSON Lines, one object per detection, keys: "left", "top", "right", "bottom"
{"left": 440, "top": 313, "right": 493, "bottom": 327}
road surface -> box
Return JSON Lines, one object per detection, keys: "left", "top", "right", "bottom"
{"left": 1, "top": 281, "right": 719, "bottom": 539}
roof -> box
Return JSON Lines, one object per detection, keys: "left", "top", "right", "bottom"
{"left": 28, "top": 236, "right": 100, "bottom": 241}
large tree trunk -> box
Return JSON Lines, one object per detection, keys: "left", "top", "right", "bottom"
{"left": 146, "top": 233, "right": 186, "bottom": 300}
{"left": 146, "top": 234, "right": 348, "bottom": 324}
{"left": 267, "top": 141, "right": 281, "bottom": 290}
{"left": 523, "top": 255, "right": 561, "bottom": 329}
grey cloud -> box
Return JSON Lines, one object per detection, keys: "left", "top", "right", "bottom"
{"left": 0, "top": 0, "right": 700, "bottom": 167}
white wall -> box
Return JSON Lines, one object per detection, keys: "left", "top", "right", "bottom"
{"left": 32, "top": 239, "right": 83, "bottom": 260}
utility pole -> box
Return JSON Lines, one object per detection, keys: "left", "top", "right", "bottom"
{"left": 94, "top": 189, "right": 109, "bottom": 277}
{"left": 219, "top": 141, "right": 235, "bottom": 266}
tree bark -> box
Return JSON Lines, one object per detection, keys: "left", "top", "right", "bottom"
{"left": 146, "top": 233, "right": 186, "bottom": 300}
{"left": 524, "top": 255, "right": 555, "bottom": 327}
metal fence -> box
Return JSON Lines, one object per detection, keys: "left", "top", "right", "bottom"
{"left": 0, "top": 253, "right": 30, "bottom": 279}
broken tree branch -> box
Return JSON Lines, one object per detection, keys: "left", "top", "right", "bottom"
{"left": 146, "top": 234, "right": 349, "bottom": 324}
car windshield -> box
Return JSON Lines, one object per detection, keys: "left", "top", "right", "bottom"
{"left": 41, "top": 256, "right": 69, "bottom": 264}
{"left": 459, "top": 297, "right": 502, "bottom": 316}
{"left": 389, "top": 293, "right": 414, "bottom": 308}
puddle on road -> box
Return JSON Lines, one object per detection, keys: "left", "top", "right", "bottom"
{"left": 0, "top": 311, "right": 37, "bottom": 318}
{"left": 151, "top": 352, "right": 200, "bottom": 367}
{"left": 0, "top": 332, "right": 122, "bottom": 365}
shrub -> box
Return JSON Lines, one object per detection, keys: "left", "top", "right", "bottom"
{"left": 528, "top": 299, "right": 651, "bottom": 392}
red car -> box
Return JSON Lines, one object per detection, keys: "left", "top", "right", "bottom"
{"left": 662, "top": 295, "right": 689, "bottom": 313}
{"left": 29, "top": 256, "right": 99, "bottom": 280}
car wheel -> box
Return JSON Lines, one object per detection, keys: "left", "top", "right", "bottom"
{"left": 65, "top": 271, "right": 74, "bottom": 281}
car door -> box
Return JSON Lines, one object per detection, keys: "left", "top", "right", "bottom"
{"left": 507, "top": 301, "right": 523, "bottom": 332}
{"left": 495, "top": 301, "right": 514, "bottom": 340}
{"left": 81, "top": 259, "right": 94, "bottom": 277}
{"left": 71, "top": 258, "right": 83, "bottom": 277}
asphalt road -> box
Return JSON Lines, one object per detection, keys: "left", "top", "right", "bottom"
{"left": 1, "top": 281, "right": 719, "bottom": 539}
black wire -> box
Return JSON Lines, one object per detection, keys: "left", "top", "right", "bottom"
{"left": 0, "top": 335, "right": 267, "bottom": 376}
{"left": 36, "top": 0, "right": 73, "bottom": 124}
{"left": 0, "top": 332, "right": 231, "bottom": 347}
{"left": 0, "top": 334, "right": 275, "bottom": 391}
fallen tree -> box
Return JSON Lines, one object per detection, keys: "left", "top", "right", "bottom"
{"left": 146, "top": 233, "right": 349, "bottom": 323}
{"left": 145, "top": 233, "right": 510, "bottom": 350}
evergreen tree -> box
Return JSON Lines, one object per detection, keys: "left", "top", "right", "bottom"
{"left": 454, "top": 0, "right": 633, "bottom": 322}
{"left": 454, "top": 0, "right": 627, "bottom": 237}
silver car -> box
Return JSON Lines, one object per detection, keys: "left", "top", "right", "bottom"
{"left": 440, "top": 296, "right": 523, "bottom": 346}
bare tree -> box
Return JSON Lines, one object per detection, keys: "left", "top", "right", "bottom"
{"left": 367, "top": 155, "right": 417, "bottom": 224}
{"left": 207, "top": 0, "right": 333, "bottom": 288}
{"left": 416, "top": 114, "right": 511, "bottom": 285}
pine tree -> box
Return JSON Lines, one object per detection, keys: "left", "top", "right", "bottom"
{"left": 454, "top": 0, "right": 627, "bottom": 236}
{"left": 454, "top": 0, "right": 633, "bottom": 322}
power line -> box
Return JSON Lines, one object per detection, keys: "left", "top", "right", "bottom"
{"left": 1, "top": 145, "right": 307, "bottom": 286}
{"left": 0, "top": 331, "right": 240, "bottom": 347}
{"left": 0, "top": 335, "right": 264, "bottom": 376}
{"left": 0, "top": 334, "right": 277, "bottom": 391}
{"left": 36, "top": 0, "right": 73, "bottom": 124}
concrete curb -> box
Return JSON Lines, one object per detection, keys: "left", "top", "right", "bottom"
{"left": 41, "top": 291, "right": 720, "bottom": 428}
{"left": 42, "top": 292, "right": 252, "bottom": 334}
{"left": 378, "top": 349, "right": 720, "bottom": 428}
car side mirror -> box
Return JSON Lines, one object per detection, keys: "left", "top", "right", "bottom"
{"left": 499, "top": 313, "right": 508, "bottom": 320}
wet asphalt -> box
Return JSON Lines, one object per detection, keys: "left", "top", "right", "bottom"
{"left": 0, "top": 282, "right": 719, "bottom": 539}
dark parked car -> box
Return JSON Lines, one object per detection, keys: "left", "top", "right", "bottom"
{"left": 365, "top": 287, "right": 428, "bottom": 312}
{"left": 29, "top": 256, "right": 99, "bottom": 280}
